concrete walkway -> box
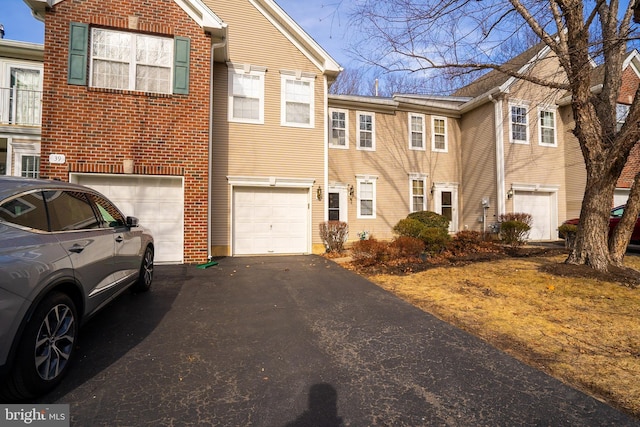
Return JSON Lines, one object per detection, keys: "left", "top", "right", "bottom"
{"left": 37, "top": 256, "right": 638, "bottom": 426}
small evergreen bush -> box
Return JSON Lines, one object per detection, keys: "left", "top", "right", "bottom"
{"left": 407, "top": 211, "right": 450, "bottom": 229}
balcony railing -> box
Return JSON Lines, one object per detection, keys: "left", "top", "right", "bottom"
{"left": 0, "top": 87, "right": 42, "bottom": 126}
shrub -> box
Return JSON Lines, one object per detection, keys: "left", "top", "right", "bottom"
{"left": 500, "top": 220, "right": 531, "bottom": 246}
{"left": 392, "top": 218, "right": 426, "bottom": 239}
{"left": 350, "top": 238, "right": 389, "bottom": 266}
{"left": 446, "top": 230, "right": 499, "bottom": 255}
{"left": 390, "top": 236, "right": 425, "bottom": 257}
{"left": 498, "top": 212, "right": 533, "bottom": 227}
{"left": 419, "top": 227, "right": 451, "bottom": 254}
{"left": 498, "top": 213, "right": 532, "bottom": 246}
{"left": 407, "top": 211, "right": 450, "bottom": 229}
{"left": 319, "top": 221, "right": 348, "bottom": 253}
{"left": 558, "top": 223, "right": 578, "bottom": 248}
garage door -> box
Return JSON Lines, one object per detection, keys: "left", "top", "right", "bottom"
{"left": 233, "top": 187, "right": 309, "bottom": 255}
{"left": 72, "top": 174, "right": 184, "bottom": 264}
{"left": 513, "top": 191, "right": 553, "bottom": 240}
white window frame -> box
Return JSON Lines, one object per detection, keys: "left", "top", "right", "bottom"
{"left": 90, "top": 28, "right": 174, "bottom": 94}
{"left": 617, "top": 103, "right": 630, "bottom": 131}
{"left": 538, "top": 108, "right": 557, "bottom": 147}
{"left": 5, "top": 64, "right": 43, "bottom": 126}
{"left": 356, "top": 112, "right": 376, "bottom": 151}
{"left": 228, "top": 64, "right": 266, "bottom": 124}
{"left": 409, "top": 173, "right": 428, "bottom": 213}
{"left": 431, "top": 116, "right": 448, "bottom": 152}
{"left": 356, "top": 175, "right": 377, "bottom": 219}
{"left": 329, "top": 108, "right": 349, "bottom": 149}
{"left": 409, "top": 113, "right": 426, "bottom": 150}
{"left": 281, "top": 71, "right": 315, "bottom": 128}
{"left": 509, "top": 103, "right": 529, "bottom": 144}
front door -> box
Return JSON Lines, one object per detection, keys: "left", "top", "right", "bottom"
{"left": 433, "top": 184, "right": 459, "bottom": 232}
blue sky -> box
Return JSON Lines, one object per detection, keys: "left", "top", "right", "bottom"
{"left": 2, "top": 0, "right": 354, "bottom": 66}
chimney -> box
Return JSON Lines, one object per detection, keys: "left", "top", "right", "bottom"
{"left": 0, "top": 24, "right": 4, "bottom": 39}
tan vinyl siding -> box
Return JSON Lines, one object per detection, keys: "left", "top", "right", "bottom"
{"left": 501, "top": 54, "right": 569, "bottom": 225}
{"left": 329, "top": 106, "right": 461, "bottom": 242}
{"left": 208, "top": 0, "right": 327, "bottom": 255}
{"left": 460, "top": 102, "right": 497, "bottom": 232}
{"left": 561, "top": 105, "right": 586, "bottom": 219}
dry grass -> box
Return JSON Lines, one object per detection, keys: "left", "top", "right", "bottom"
{"left": 363, "top": 254, "right": 640, "bottom": 418}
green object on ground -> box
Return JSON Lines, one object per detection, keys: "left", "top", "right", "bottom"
{"left": 196, "top": 260, "right": 218, "bottom": 269}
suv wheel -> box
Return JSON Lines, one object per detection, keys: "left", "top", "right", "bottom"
{"left": 1, "top": 292, "right": 78, "bottom": 401}
{"left": 131, "top": 246, "right": 153, "bottom": 293}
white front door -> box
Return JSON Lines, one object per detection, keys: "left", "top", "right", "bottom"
{"left": 433, "top": 184, "right": 458, "bottom": 232}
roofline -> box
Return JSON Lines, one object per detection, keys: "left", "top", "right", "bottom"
{"left": 251, "top": 0, "right": 342, "bottom": 76}
{"left": 0, "top": 38, "right": 44, "bottom": 61}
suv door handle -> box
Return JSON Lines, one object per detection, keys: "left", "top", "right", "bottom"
{"left": 68, "top": 244, "right": 85, "bottom": 254}
{"left": 115, "top": 236, "right": 124, "bottom": 243}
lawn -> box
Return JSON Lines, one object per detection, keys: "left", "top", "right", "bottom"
{"left": 343, "top": 250, "right": 640, "bottom": 419}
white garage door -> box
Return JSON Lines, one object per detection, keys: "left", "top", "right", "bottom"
{"left": 72, "top": 174, "right": 184, "bottom": 264}
{"left": 233, "top": 187, "right": 309, "bottom": 255}
{"left": 513, "top": 191, "right": 553, "bottom": 240}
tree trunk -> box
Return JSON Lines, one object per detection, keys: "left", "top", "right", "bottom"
{"left": 610, "top": 172, "right": 640, "bottom": 266}
{"left": 566, "top": 175, "right": 616, "bottom": 272}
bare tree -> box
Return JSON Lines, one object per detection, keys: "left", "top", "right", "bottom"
{"left": 349, "top": 0, "right": 640, "bottom": 272}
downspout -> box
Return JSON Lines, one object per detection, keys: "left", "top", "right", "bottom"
{"left": 206, "top": 38, "right": 227, "bottom": 262}
{"left": 489, "top": 93, "right": 506, "bottom": 218}
{"left": 323, "top": 75, "right": 329, "bottom": 224}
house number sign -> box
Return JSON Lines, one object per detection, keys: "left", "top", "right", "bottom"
{"left": 49, "top": 154, "right": 66, "bottom": 164}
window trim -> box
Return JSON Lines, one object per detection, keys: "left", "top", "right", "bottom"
{"left": 89, "top": 27, "right": 174, "bottom": 94}
{"left": 409, "top": 113, "right": 426, "bottom": 151}
{"left": 538, "top": 107, "right": 557, "bottom": 147}
{"left": 431, "top": 116, "right": 448, "bottom": 152}
{"left": 356, "top": 175, "right": 377, "bottom": 219}
{"left": 356, "top": 111, "right": 376, "bottom": 151}
{"left": 329, "top": 108, "right": 349, "bottom": 149}
{"left": 509, "top": 102, "right": 530, "bottom": 144}
{"left": 409, "top": 173, "right": 428, "bottom": 213}
{"left": 228, "top": 63, "right": 266, "bottom": 124}
{"left": 280, "top": 71, "right": 315, "bottom": 128}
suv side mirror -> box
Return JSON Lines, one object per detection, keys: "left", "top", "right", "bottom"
{"left": 126, "top": 216, "right": 139, "bottom": 227}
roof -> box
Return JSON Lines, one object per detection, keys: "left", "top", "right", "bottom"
{"left": 452, "top": 42, "right": 547, "bottom": 98}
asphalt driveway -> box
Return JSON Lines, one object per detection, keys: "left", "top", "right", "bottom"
{"left": 36, "top": 255, "right": 638, "bottom": 426}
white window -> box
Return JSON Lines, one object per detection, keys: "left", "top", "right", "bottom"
{"left": 281, "top": 73, "right": 315, "bottom": 128}
{"left": 410, "top": 174, "right": 427, "bottom": 212}
{"left": 8, "top": 67, "right": 42, "bottom": 126}
{"left": 329, "top": 109, "right": 348, "bottom": 148}
{"left": 228, "top": 65, "right": 265, "bottom": 124}
{"left": 538, "top": 109, "right": 557, "bottom": 146}
{"left": 432, "top": 116, "right": 447, "bottom": 152}
{"left": 617, "top": 103, "right": 630, "bottom": 131}
{"left": 409, "top": 114, "right": 425, "bottom": 150}
{"left": 357, "top": 112, "right": 375, "bottom": 151}
{"left": 356, "top": 175, "right": 377, "bottom": 218}
{"left": 510, "top": 104, "right": 529, "bottom": 144}
{"left": 20, "top": 155, "right": 40, "bottom": 178}
{"left": 90, "top": 28, "right": 173, "bottom": 94}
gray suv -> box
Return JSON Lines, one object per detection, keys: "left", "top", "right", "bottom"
{"left": 0, "top": 177, "right": 154, "bottom": 400}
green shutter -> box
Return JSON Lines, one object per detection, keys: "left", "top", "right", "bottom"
{"left": 68, "top": 22, "right": 88, "bottom": 85}
{"left": 173, "top": 36, "right": 190, "bottom": 95}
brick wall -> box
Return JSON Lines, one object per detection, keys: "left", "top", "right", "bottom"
{"left": 617, "top": 67, "right": 640, "bottom": 189}
{"left": 41, "top": 0, "right": 211, "bottom": 263}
